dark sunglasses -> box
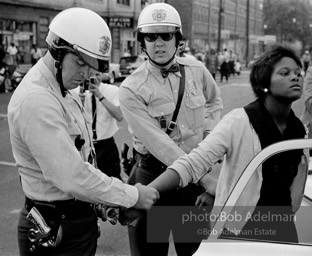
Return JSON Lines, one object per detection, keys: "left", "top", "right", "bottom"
{"left": 144, "top": 33, "right": 174, "bottom": 42}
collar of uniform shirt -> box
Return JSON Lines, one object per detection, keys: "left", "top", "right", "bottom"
{"left": 146, "top": 60, "right": 181, "bottom": 83}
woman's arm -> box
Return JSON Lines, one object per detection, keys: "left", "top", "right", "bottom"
{"left": 199, "top": 173, "right": 218, "bottom": 196}
{"left": 148, "top": 168, "right": 180, "bottom": 194}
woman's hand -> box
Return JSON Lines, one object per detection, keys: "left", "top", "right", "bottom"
{"left": 195, "top": 191, "right": 215, "bottom": 209}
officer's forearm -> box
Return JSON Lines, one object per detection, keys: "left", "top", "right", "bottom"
{"left": 148, "top": 168, "right": 180, "bottom": 194}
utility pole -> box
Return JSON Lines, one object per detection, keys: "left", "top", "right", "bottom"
{"left": 245, "top": 0, "right": 250, "bottom": 67}
{"left": 234, "top": 0, "right": 238, "bottom": 53}
{"left": 208, "top": 0, "right": 211, "bottom": 50}
{"left": 217, "top": 0, "right": 223, "bottom": 52}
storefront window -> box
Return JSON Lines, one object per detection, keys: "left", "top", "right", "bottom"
{"left": 16, "top": 21, "right": 32, "bottom": 32}
{"left": 4, "top": 20, "right": 13, "bottom": 31}
{"left": 117, "top": 0, "right": 130, "bottom": 6}
{"left": 0, "top": 19, "right": 4, "bottom": 30}
{"left": 0, "top": 18, "right": 35, "bottom": 65}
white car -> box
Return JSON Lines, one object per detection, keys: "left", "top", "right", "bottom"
{"left": 194, "top": 139, "right": 312, "bottom": 256}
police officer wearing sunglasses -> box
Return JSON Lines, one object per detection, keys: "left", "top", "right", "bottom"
{"left": 119, "top": 3, "right": 223, "bottom": 256}
{"left": 7, "top": 8, "right": 159, "bottom": 256}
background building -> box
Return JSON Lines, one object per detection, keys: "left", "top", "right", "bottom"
{"left": 0, "top": 0, "right": 160, "bottom": 64}
{"left": 167, "top": 0, "right": 265, "bottom": 65}
{"left": 0, "top": 0, "right": 265, "bottom": 65}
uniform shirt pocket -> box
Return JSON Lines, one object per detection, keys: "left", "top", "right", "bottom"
{"left": 147, "top": 102, "right": 175, "bottom": 129}
{"left": 185, "top": 94, "right": 206, "bottom": 129}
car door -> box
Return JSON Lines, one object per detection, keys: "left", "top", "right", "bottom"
{"left": 194, "top": 138, "right": 312, "bottom": 256}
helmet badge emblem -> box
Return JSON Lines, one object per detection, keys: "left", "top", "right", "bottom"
{"left": 99, "top": 36, "right": 111, "bottom": 55}
{"left": 152, "top": 9, "right": 166, "bottom": 22}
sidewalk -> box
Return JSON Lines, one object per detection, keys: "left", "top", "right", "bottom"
{"left": 216, "top": 69, "right": 250, "bottom": 87}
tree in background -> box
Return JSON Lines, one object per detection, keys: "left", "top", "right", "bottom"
{"left": 263, "top": 0, "right": 312, "bottom": 52}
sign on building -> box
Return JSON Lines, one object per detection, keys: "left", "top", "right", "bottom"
{"left": 107, "top": 17, "right": 133, "bottom": 28}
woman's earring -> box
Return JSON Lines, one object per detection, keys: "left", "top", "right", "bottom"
{"left": 263, "top": 88, "right": 268, "bottom": 93}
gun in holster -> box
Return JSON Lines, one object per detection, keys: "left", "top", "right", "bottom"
{"left": 120, "top": 143, "right": 135, "bottom": 176}
{"left": 26, "top": 207, "right": 62, "bottom": 253}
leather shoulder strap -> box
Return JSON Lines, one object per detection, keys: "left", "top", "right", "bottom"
{"left": 166, "top": 64, "right": 185, "bottom": 135}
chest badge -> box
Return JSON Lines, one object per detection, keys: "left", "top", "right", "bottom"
{"left": 188, "top": 80, "right": 197, "bottom": 96}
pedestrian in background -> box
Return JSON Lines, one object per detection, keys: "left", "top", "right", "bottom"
{"left": 30, "top": 44, "right": 42, "bottom": 66}
{"left": 220, "top": 48, "right": 230, "bottom": 82}
{"left": 204, "top": 49, "right": 218, "bottom": 80}
{"left": 149, "top": 44, "right": 308, "bottom": 243}
{"left": 7, "top": 7, "right": 159, "bottom": 256}
{"left": 195, "top": 50, "right": 205, "bottom": 62}
{"left": 234, "top": 59, "right": 241, "bottom": 75}
{"left": 73, "top": 71, "right": 123, "bottom": 180}
{"left": 0, "top": 44, "right": 6, "bottom": 67}
{"left": 17, "top": 45, "right": 26, "bottom": 64}
{"left": 119, "top": 3, "right": 223, "bottom": 256}
{"left": 6, "top": 42, "right": 18, "bottom": 66}
{"left": 229, "top": 50, "right": 236, "bottom": 76}
{"left": 176, "top": 37, "right": 186, "bottom": 57}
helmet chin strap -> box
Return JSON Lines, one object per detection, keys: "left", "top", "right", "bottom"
{"left": 48, "top": 46, "right": 69, "bottom": 97}
{"left": 55, "top": 60, "right": 67, "bottom": 97}
{"left": 143, "top": 48, "right": 177, "bottom": 67}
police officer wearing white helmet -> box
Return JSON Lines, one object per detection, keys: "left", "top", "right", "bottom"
{"left": 7, "top": 7, "right": 159, "bottom": 256}
{"left": 119, "top": 3, "right": 223, "bottom": 256}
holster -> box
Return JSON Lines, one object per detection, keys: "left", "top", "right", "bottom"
{"left": 134, "top": 150, "right": 167, "bottom": 174}
{"left": 120, "top": 143, "right": 135, "bottom": 176}
{"left": 25, "top": 197, "right": 95, "bottom": 251}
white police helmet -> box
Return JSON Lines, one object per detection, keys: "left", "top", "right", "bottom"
{"left": 46, "top": 7, "right": 111, "bottom": 72}
{"left": 137, "top": 3, "right": 182, "bottom": 34}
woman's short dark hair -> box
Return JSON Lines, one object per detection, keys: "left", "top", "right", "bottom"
{"left": 249, "top": 44, "right": 302, "bottom": 99}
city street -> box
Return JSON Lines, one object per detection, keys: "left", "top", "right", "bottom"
{"left": 0, "top": 69, "right": 306, "bottom": 256}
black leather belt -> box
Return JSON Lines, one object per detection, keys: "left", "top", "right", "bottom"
{"left": 93, "top": 136, "right": 114, "bottom": 144}
{"left": 25, "top": 197, "right": 95, "bottom": 220}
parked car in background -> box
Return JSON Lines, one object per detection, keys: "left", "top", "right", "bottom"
{"left": 101, "top": 62, "right": 120, "bottom": 84}
{"left": 193, "top": 138, "right": 312, "bottom": 256}
{"left": 0, "top": 64, "right": 25, "bottom": 92}
{"left": 119, "top": 55, "right": 148, "bottom": 79}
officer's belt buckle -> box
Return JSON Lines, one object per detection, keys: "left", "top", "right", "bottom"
{"left": 167, "top": 121, "right": 176, "bottom": 131}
